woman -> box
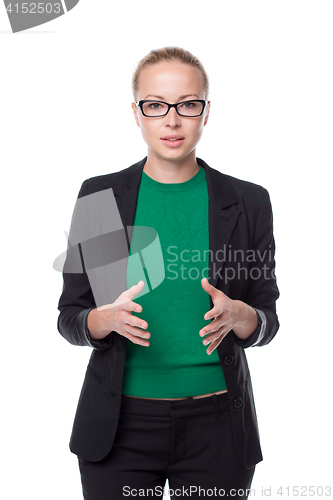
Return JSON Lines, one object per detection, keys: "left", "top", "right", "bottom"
{"left": 57, "top": 46, "right": 279, "bottom": 500}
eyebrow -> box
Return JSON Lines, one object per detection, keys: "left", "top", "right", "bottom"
{"left": 144, "top": 94, "right": 200, "bottom": 100}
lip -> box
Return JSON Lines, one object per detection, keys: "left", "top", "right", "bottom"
{"left": 160, "top": 135, "right": 185, "bottom": 147}
{"left": 161, "top": 135, "right": 185, "bottom": 140}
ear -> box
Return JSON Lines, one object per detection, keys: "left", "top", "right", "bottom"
{"left": 132, "top": 102, "right": 140, "bottom": 128}
{"left": 204, "top": 101, "right": 210, "bottom": 126}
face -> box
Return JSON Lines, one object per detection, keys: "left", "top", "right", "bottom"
{"left": 132, "top": 60, "right": 210, "bottom": 164}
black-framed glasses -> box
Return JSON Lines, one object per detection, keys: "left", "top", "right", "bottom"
{"left": 135, "top": 99, "right": 208, "bottom": 117}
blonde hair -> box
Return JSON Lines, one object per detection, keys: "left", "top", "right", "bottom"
{"left": 132, "top": 46, "right": 209, "bottom": 101}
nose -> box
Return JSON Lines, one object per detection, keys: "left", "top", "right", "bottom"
{"left": 164, "top": 106, "right": 181, "bottom": 127}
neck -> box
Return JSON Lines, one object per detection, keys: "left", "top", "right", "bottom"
{"left": 143, "top": 150, "right": 199, "bottom": 183}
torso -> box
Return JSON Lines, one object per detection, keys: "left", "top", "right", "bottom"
{"left": 124, "top": 390, "right": 228, "bottom": 400}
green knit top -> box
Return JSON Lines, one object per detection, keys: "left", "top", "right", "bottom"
{"left": 122, "top": 165, "right": 227, "bottom": 397}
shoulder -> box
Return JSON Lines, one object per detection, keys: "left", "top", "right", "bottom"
{"left": 197, "top": 158, "right": 268, "bottom": 205}
{"left": 205, "top": 160, "right": 270, "bottom": 212}
{"left": 77, "top": 161, "right": 140, "bottom": 198}
{"left": 223, "top": 171, "right": 269, "bottom": 205}
{"left": 213, "top": 170, "right": 274, "bottom": 231}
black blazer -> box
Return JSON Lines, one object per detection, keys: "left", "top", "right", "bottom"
{"left": 57, "top": 156, "right": 279, "bottom": 469}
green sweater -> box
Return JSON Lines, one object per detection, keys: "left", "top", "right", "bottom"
{"left": 122, "top": 165, "right": 227, "bottom": 398}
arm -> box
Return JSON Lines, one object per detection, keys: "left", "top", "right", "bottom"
{"left": 232, "top": 188, "right": 280, "bottom": 349}
{"left": 57, "top": 180, "right": 114, "bottom": 350}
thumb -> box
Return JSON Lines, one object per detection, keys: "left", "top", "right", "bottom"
{"left": 201, "top": 277, "right": 213, "bottom": 291}
{"left": 115, "top": 280, "right": 145, "bottom": 306}
{"left": 201, "top": 277, "right": 223, "bottom": 298}
{"left": 201, "top": 277, "right": 212, "bottom": 287}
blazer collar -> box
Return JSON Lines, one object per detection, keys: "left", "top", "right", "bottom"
{"left": 104, "top": 156, "right": 241, "bottom": 289}
{"left": 104, "top": 156, "right": 238, "bottom": 208}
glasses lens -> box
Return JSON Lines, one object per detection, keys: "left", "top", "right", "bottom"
{"left": 142, "top": 101, "right": 168, "bottom": 116}
{"left": 177, "top": 101, "right": 204, "bottom": 116}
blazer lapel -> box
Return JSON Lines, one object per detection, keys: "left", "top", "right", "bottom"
{"left": 102, "top": 157, "right": 147, "bottom": 245}
{"left": 197, "top": 158, "right": 241, "bottom": 289}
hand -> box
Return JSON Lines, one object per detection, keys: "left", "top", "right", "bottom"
{"left": 87, "top": 280, "right": 151, "bottom": 346}
{"left": 199, "top": 277, "right": 257, "bottom": 355}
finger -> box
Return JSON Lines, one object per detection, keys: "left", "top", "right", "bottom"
{"left": 201, "top": 325, "right": 229, "bottom": 345}
{"left": 115, "top": 281, "right": 146, "bottom": 307}
{"left": 206, "top": 335, "right": 224, "bottom": 355}
{"left": 205, "top": 326, "right": 230, "bottom": 354}
{"left": 201, "top": 278, "right": 227, "bottom": 301}
{"left": 200, "top": 277, "right": 217, "bottom": 295}
{"left": 125, "top": 316, "right": 149, "bottom": 331}
{"left": 199, "top": 319, "right": 223, "bottom": 336}
{"left": 125, "top": 325, "right": 150, "bottom": 339}
{"left": 200, "top": 277, "right": 222, "bottom": 297}
{"left": 129, "top": 280, "right": 146, "bottom": 298}
{"left": 125, "top": 323, "right": 150, "bottom": 337}
{"left": 203, "top": 307, "right": 222, "bottom": 321}
{"left": 123, "top": 300, "right": 142, "bottom": 314}
{"left": 122, "top": 329, "right": 150, "bottom": 347}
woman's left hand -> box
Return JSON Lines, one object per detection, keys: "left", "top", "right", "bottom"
{"left": 199, "top": 277, "right": 257, "bottom": 355}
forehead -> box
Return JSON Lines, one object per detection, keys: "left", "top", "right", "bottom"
{"left": 137, "top": 60, "right": 205, "bottom": 100}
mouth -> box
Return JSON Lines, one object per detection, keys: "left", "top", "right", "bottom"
{"left": 160, "top": 135, "right": 185, "bottom": 147}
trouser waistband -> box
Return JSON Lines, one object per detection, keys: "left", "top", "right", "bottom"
{"left": 120, "top": 392, "right": 230, "bottom": 420}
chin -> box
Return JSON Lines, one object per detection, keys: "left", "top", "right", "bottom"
{"left": 157, "top": 152, "right": 189, "bottom": 163}
{"left": 153, "top": 146, "right": 194, "bottom": 162}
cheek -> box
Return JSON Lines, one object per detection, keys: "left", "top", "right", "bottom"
{"left": 189, "top": 122, "right": 204, "bottom": 142}
{"left": 140, "top": 121, "right": 156, "bottom": 141}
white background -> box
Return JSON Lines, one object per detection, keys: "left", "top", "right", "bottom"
{"left": 1, "top": 1, "right": 332, "bottom": 499}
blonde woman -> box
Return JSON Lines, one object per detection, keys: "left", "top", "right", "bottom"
{"left": 58, "top": 47, "right": 279, "bottom": 500}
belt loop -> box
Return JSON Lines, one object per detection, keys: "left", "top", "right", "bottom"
{"left": 212, "top": 394, "right": 220, "bottom": 420}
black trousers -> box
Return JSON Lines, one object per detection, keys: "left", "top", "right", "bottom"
{"left": 78, "top": 392, "right": 255, "bottom": 499}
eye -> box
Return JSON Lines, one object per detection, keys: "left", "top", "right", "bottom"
{"left": 147, "top": 102, "right": 162, "bottom": 109}
{"left": 180, "top": 101, "right": 198, "bottom": 109}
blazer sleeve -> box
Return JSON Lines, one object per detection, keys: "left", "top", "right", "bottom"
{"left": 232, "top": 188, "right": 280, "bottom": 349}
{"left": 57, "top": 179, "right": 114, "bottom": 350}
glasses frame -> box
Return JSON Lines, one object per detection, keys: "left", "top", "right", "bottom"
{"left": 135, "top": 99, "right": 208, "bottom": 117}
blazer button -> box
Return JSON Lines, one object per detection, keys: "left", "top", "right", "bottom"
{"left": 224, "top": 355, "right": 234, "bottom": 365}
{"left": 233, "top": 397, "right": 243, "bottom": 409}
{"left": 110, "top": 390, "right": 116, "bottom": 397}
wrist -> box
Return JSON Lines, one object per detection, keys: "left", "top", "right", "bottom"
{"left": 232, "top": 301, "right": 258, "bottom": 340}
{"left": 87, "top": 308, "right": 112, "bottom": 340}
{"left": 233, "top": 300, "right": 246, "bottom": 327}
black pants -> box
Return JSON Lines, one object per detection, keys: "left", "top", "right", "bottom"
{"left": 78, "top": 392, "right": 255, "bottom": 499}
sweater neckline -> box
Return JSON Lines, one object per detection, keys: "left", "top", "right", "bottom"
{"left": 141, "top": 165, "right": 205, "bottom": 192}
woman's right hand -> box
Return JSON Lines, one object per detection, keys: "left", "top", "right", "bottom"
{"left": 87, "top": 280, "right": 150, "bottom": 346}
